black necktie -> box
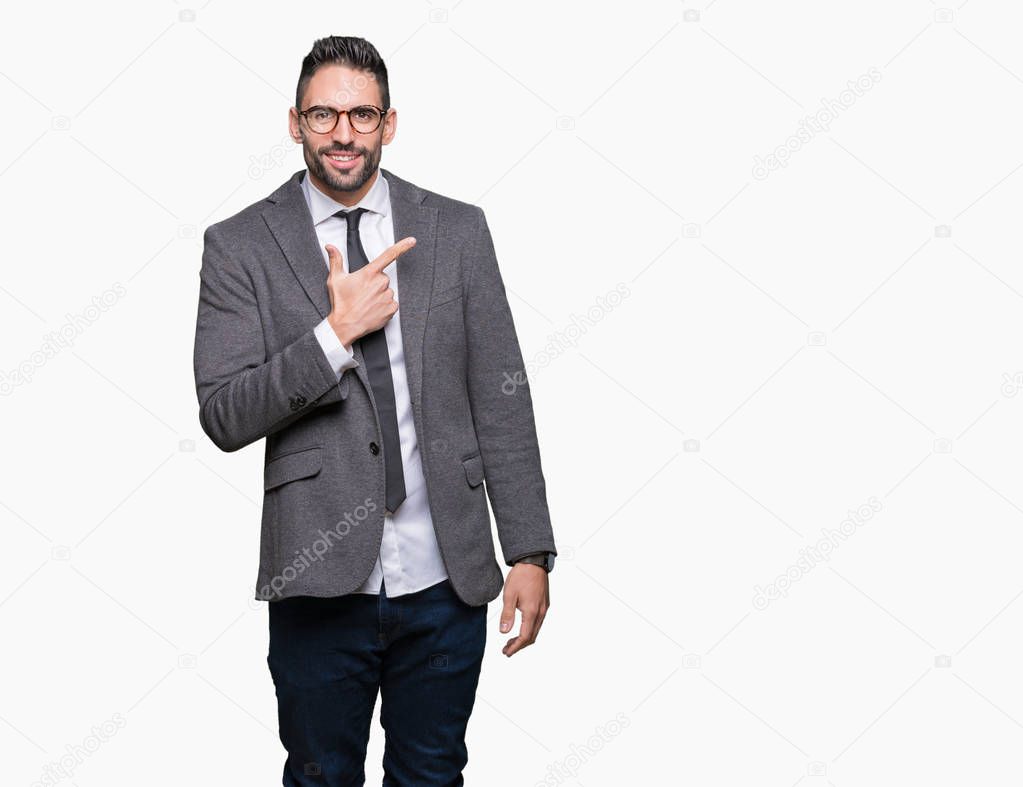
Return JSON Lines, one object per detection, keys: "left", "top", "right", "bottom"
{"left": 335, "top": 208, "right": 407, "bottom": 515}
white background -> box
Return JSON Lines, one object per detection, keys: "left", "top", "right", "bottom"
{"left": 3, "top": 1, "right": 1023, "bottom": 784}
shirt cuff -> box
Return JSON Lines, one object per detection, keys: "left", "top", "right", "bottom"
{"left": 313, "top": 317, "right": 359, "bottom": 380}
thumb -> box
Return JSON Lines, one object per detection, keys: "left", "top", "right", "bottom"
{"left": 500, "top": 592, "right": 517, "bottom": 633}
{"left": 325, "top": 243, "right": 345, "bottom": 275}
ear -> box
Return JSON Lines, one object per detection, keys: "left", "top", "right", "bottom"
{"left": 288, "top": 107, "right": 303, "bottom": 144}
{"left": 381, "top": 108, "right": 397, "bottom": 146}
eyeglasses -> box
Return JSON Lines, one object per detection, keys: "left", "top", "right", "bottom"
{"left": 298, "top": 104, "right": 386, "bottom": 134}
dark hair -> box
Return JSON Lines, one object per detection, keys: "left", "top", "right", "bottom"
{"left": 295, "top": 36, "right": 390, "bottom": 111}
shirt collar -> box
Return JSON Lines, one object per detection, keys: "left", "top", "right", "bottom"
{"left": 301, "top": 168, "right": 391, "bottom": 226}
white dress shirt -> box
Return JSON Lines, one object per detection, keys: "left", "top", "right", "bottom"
{"left": 303, "top": 170, "right": 448, "bottom": 598}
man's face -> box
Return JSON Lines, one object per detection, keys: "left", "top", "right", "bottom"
{"left": 289, "top": 64, "right": 395, "bottom": 197}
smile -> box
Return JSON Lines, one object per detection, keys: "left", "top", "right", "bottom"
{"left": 325, "top": 153, "right": 361, "bottom": 170}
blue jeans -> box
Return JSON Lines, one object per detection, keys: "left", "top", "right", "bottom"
{"left": 267, "top": 578, "right": 487, "bottom": 786}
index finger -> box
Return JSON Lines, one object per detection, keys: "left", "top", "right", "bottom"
{"left": 365, "top": 236, "right": 416, "bottom": 275}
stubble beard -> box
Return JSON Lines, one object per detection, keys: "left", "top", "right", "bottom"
{"left": 302, "top": 134, "right": 381, "bottom": 194}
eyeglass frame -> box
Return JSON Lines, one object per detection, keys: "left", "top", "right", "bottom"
{"left": 297, "top": 103, "right": 389, "bottom": 135}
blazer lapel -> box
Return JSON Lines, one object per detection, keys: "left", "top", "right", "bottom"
{"left": 382, "top": 167, "right": 438, "bottom": 408}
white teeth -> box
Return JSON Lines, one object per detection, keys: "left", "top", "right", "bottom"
{"left": 329, "top": 154, "right": 356, "bottom": 161}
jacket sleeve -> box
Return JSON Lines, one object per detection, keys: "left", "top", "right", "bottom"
{"left": 193, "top": 224, "right": 343, "bottom": 452}
{"left": 463, "top": 207, "right": 557, "bottom": 565}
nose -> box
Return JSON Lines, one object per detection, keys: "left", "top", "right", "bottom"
{"left": 331, "top": 115, "right": 355, "bottom": 147}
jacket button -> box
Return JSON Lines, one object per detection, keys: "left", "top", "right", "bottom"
{"left": 369, "top": 441, "right": 380, "bottom": 455}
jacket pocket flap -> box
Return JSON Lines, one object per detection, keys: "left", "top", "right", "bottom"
{"left": 462, "top": 453, "right": 485, "bottom": 487}
{"left": 265, "top": 446, "right": 323, "bottom": 491}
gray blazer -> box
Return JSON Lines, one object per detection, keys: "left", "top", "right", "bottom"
{"left": 192, "top": 168, "right": 556, "bottom": 606}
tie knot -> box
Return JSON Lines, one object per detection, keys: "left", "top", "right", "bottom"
{"left": 334, "top": 207, "right": 368, "bottom": 232}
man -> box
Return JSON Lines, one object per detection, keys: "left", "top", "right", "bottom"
{"left": 192, "top": 35, "right": 557, "bottom": 785}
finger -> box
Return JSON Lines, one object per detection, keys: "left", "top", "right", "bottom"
{"left": 325, "top": 243, "right": 345, "bottom": 276}
{"left": 532, "top": 609, "right": 547, "bottom": 639}
{"left": 517, "top": 610, "right": 538, "bottom": 646}
{"left": 502, "top": 636, "right": 522, "bottom": 657}
{"left": 500, "top": 591, "right": 517, "bottom": 634}
{"left": 503, "top": 611, "right": 537, "bottom": 657}
{"left": 365, "top": 236, "right": 416, "bottom": 275}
